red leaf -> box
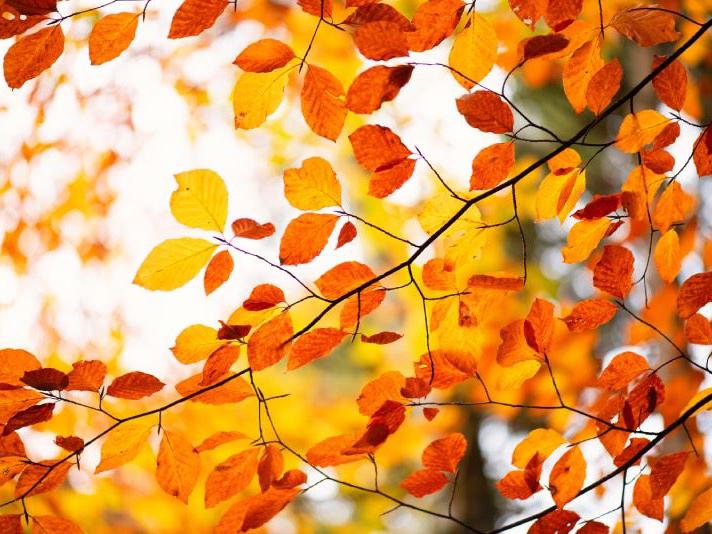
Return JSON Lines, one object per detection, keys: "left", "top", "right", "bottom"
{"left": 106, "top": 371, "right": 165, "bottom": 400}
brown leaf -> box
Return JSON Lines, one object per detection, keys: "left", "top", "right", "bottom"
{"left": 522, "top": 33, "right": 569, "bottom": 59}
{"left": 4, "top": 403, "right": 54, "bottom": 435}
{"left": 360, "top": 331, "right": 402, "bottom": 344}
{"left": 106, "top": 371, "right": 165, "bottom": 400}
{"left": 54, "top": 435, "right": 84, "bottom": 453}
{"left": 21, "top": 368, "right": 68, "bottom": 391}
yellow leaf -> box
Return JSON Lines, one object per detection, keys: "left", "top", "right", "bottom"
{"left": 615, "top": 110, "right": 670, "bottom": 153}
{"left": 536, "top": 168, "right": 586, "bottom": 222}
{"left": 170, "top": 169, "right": 228, "bottom": 231}
{"left": 448, "top": 14, "right": 497, "bottom": 89}
{"left": 156, "top": 430, "right": 201, "bottom": 503}
{"left": 233, "top": 64, "right": 293, "bottom": 130}
{"left": 562, "top": 218, "right": 611, "bottom": 264}
{"left": 512, "top": 428, "right": 565, "bottom": 468}
{"left": 96, "top": 420, "right": 153, "bottom": 473}
{"left": 563, "top": 38, "right": 603, "bottom": 114}
{"left": 283, "top": 157, "right": 342, "bottom": 210}
{"left": 171, "top": 324, "right": 224, "bottom": 364}
{"left": 134, "top": 238, "right": 217, "bottom": 291}
{"left": 622, "top": 165, "right": 664, "bottom": 220}
{"left": 652, "top": 181, "right": 694, "bottom": 233}
{"left": 680, "top": 487, "right": 712, "bottom": 532}
{"left": 88, "top": 12, "right": 139, "bottom": 66}
{"left": 653, "top": 229, "right": 681, "bottom": 283}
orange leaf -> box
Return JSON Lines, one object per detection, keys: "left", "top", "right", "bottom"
{"left": 279, "top": 213, "right": 338, "bottom": 265}
{"left": 301, "top": 65, "right": 347, "bottom": 141}
{"left": 413, "top": 350, "right": 476, "bottom": 389}
{"left": 88, "top": 12, "right": 139, "bottom": 65}
{"left": 204, "top": 250, "right": 234, "bottom": 295}
{"left": 315, "top": 261, "right": 376, "bottom": 299}
{"left": 243, "top": 284, "right": 285, "bottom": 311}
{"left": 336, "top": 221, "right": 357, "bottom": 248}
{"left": 360, "top": 331, "right": 402, "bottom": 344}
{"left": 16, "top": 461, "right": 72, "bottom": 497}
{"left": 529, "top": 510, "right": 580, "bottom": 534}
{"left": 4, "top": 403, "right": 54, "bottom": 435}
{"left": 400, "top": 468, "right": 448, "bottom": 497}
{"left": 240, "top": 486, "right": 300, "bottom": 531}
{"left": 297, "top": 0, "right": 332, "bottom": 18}
{"left": 509, "top": 0, "right": 544, "bottom": 28}
{"left": 231, "top": 218, "right": 275, "bottom": 239}
{"left": 585, "top": 59, "right": 622, "bottom": 115}
{"left": 512, "top": 428, "right": 565, "bottom": 468}
{"left": 470, "top": 142, "right": 515, "bottom": 190}
{"left": 543, "top": 0, "right": 581, "bottom": 30}
{"left": 677, "top": 271, "right": 712, "bottom": 319}
{"left": 287, "top": 328, "right": 347, "bottom": 370}
{"left": 561, "top": 299, "right": 617, "bottom": 332}
{"left": 561, "top": 218, "right": 611, "bottom": 264}
{"left": 31, "top": 515, "right": 82, "bottom": 534}
{"left": 615, "top": 110, "right": 670, "bottom": 153}
{"left": 693, "top": 128, "right": 712, "bottom": 177}
{"left": 653, "top": 181, "right": 694, "bottom": 234}
{"left": 340, "top": 287, "right": 385, "bottom": 329}
{"left": 0, "top": 349, "right": 41, "bottom": 386}
{"left": 306, "top": 433, "right": 367, "bottom": 467}
{"left": 685, "top": 313, "right": 712, "bottom": 345}
{"left": 549, "top": 446, "right": 586, "bottom": 508}
{"left": 611, "top": 6, "right": 679, "bottom": 47}
{"left": 407, "top": 0, "right": 463, "bottom": 52}
{"left": 194, "top": 431, "right": 247, "bottom": 453}
{"left": 649, "top": 451, "right": 688, "bottom": 498}
{"left": 592, "top": 245, "right": 634, "bottom": 298}
{"left": 354, "top": 21, "right": 409, "bottom": 60}
{"left": 66, "top": 360, "right": 107, "bottom": 392}
{"left": 422, "top": 433, "right": 467, "bottom": 473}
{"left": 234, "top": 39, "right": 295, "bottom": 73}
{"left": 257, "top": 444, "right": 284, "bottom": 492}
{"left": 497, "top": 320, "right": 541, "bottom": 367}
{"left": 156, "top": 430, "right": 200, "bottom": 503}
{"left": 563, "top": 38, "right": 603, "bottom": 114}
{"left": 3, "top": 25, "right": 64, "bottom": 88}
{"left": 349, "top": 124, "right": 411, "bottom": 172}
{"left": 651, "top": 55, "right": 687, "bottom": 111}
{"left": 0, "top": 389, "right": 43, "bottom": 423}
{"left": 272, "top": 469, "right": 307, "bottom": 489}
{"left": 106, "top": 371, "right": 164, "bottom": 400}
{"left": 596, "top": 351, "right": 649, "bottom": 391}
{"left": 633, "top": 474, "right": 663, "bottom": 520}
{"left": 642, "top": 148, "right": 675, "bottom": 174}
{"left": 423, "top": 407, "right": 439, "bottom": 420}
{"left": 356, "top": 371, "right": 407, "bottom": 416}
{"left": 204, "top": 448, "right": 259, "bottom": 508}
{"left": 613, "top": 437, "right": 649, "bottom": 467}
{"left": 524, "top": 298, "right": 555, "bottom": 353}
{"left": 247, "top": 312, "right": 293, "bottom": 371}
{"left": 175, "top": 373, "right": 253, "bottom": 404}
{"left": 54, "top": 435, "right": 84, "bottom": 453}
{"left": 168, "top": 0, "right": 226, "bottom": 39}
{"left": 346, "top": 65, "right": 413, "bottom": 114}
{"left": 456, "top": 91, "right": 513, "bottom": 133}
{"left": 681, "top": 487, "right": 712, "bottom": 532}
{"left": 654, "top": 229, "right": 681, "bottom": 283}
{"left": 468, "top": 274, "right": 524, "bottom": 291}
{"left": 200, "top": 344, "right": 240, "bottom": 386}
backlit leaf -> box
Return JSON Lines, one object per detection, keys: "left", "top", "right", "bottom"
{"left": 448, "top": 13, "right": 497, "bottom": 89}
{"left": 88, "top": 13, "right": 139, "bottom": 65}
{"left": 279, "top": 213, "right": 339, "bottom": 265}
{"left": 96, "top": 421, "right": 153, "bottom": 473}
{"left": 156, "top": 430, "right": 200, "bottom": 502}
{"left": 283, "top": 157, "right": 341, "bottom": 210}
{"left": 3, "top": 25, "right": 64, "bottom": 89}
{"left": 170, "top": 169, "right": 228, "bottom": 232}
{"left": 134, "top": 238, "right": 217, "bottom": 291}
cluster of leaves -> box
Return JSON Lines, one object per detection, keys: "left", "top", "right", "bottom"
{"left": 2, "top": 0, "right": 712, "bottom": 532}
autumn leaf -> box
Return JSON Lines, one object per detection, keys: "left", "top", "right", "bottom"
{"left": 407, "top": 0, "right": 463, "bottom": 52}
{"left": 561, "top": 218, "right": 611, "bottom": 264}
{"left": 448, "top": 13, "right": 497, "bottom": 89}
{"left": 677, "top": 272, "right": 712, "bottom": 319}
{"left": 231, "top": 218, "right": 276, "bottom": 240}
{"left": 681, "top": 487, "right": 712, "bottom": 532}
{"left": 204, "top": 250, "right": 234, "bottom": 295}
{"left": 32, "top": 516, "right": 82, "bottom": 534}
{"left": 106, "top": 371, "right": 164, "bottom": 400}
{"left": 653, "top": 229, "right": 681, "bottom": 283}
{"left": 204, "top": 447, "right": 259, "bottom": 507}
{"left": 456, "top": 91, "right": 513, "bottom": 133}
{"left": 353, "top": 21, "right": 409, "bottom": 61}
{"left": 156, "top": 430, "right": 200, "bottom": 503}
{"left": 563, "top": 38, "right": 603, "bottom": 114}
{"left": 170, "top": 169, "right": 228, "bottom": 232}
{"left": 234, "top": 39, "right": 295, "bottom": 73}
{"left": 279, "top": 213, "right": 339, "bottom": 265}
{"left": 346, "top": 65, "right": 413, "bottom": 114}
{"left": 247, "top": 312, "right": 293, "bottom": 371}
{"left": 611, "top": 6, "right": 679, "bottom": 47}
{"left": 401, "top": 468, "right": 449, "bottom": 497}
{"left": 233, "top": 65, "right": 293, "bottom": 130}
{"left": 194, "top": 431, "right": 247, "bottom": 453}
{"left": 3, "top": 25, "right": 64, "bottom": 89}
{"left": 597, "top": 352, "right": 649, "bottom": 391}
{"left": 586, "top": 59, "right": 622, "bottom": 115}
{"left": 168, "top": 0, "right": 227, "bottom": 39}
{"left": 422, "top": 433, "right": 467, "bottom": 473}
{"left": 283, "top": 157, "right": 341, "bottom": 210}
{"left": 134, "top": 238, "right": 217, "bottom": 291}
{"left": 65, "top": 360, "right": 107, "bottom": 392}
{"left": 512, "top": 428, "right": 565, "bottom": 469}
{"left": 549, "top": 446, "right": 586, "bottom": 508}
{"left": 592, "top": 245, "right": 634, "bottom": 299}
{"left": 561, "top": 299, "right": 617, "bottom": 332}
{"left": 685, "top": 314, "right": 712, "bottom": 345}
{"left": 301, "top": 65, "right": 347, "bottom": 141}
{"left": 615, "top": 110, "right": 670, "bottom": 153}
{"left": 96, "top": 420, "right": 153, "bottom": 473}
{"left": 336, "top": 221, "right": 357, "bottom": 248}
{"left": 287, "top": 328, "right": 347, "bottom": 370}
{"left": 88, "top": 13, "right": 139, "bottom": 65}
{"left": 470, "top": 142, "right": 515, "bottom": 190}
